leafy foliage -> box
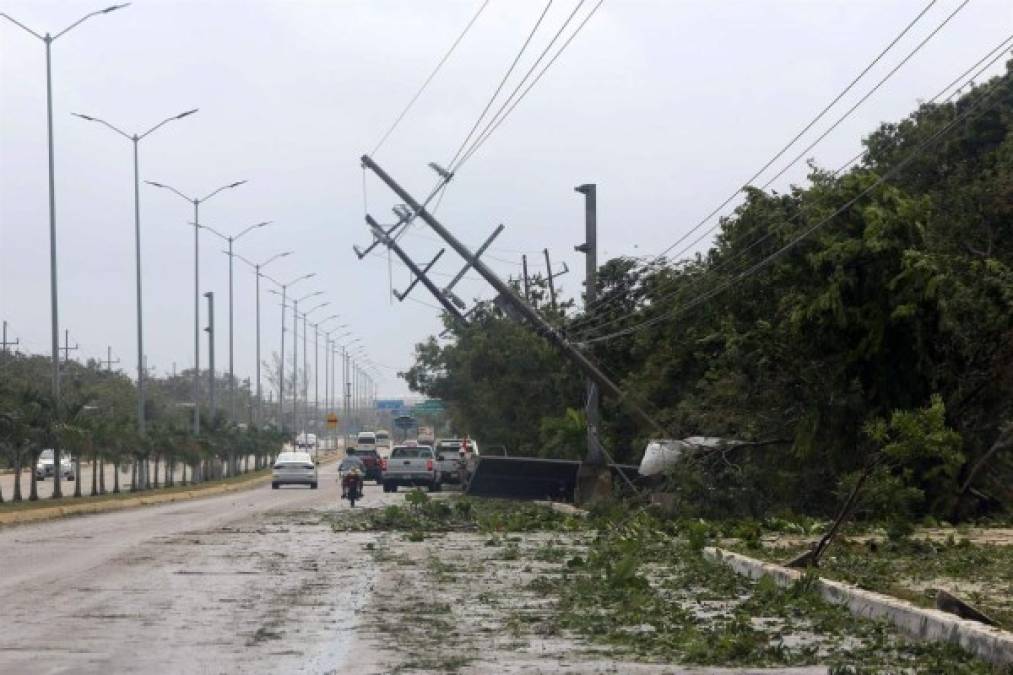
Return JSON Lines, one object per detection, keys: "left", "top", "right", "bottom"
{"left": 403, "top": 66, "right": 1013, "bottom": 520}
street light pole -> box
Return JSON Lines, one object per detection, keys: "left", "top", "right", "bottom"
{"left": 236, "top": 252, "right": 291, "bottom": 427}
{"left": 73, "top": 108, "right": 198, "bottom": 438}
{"left": 288, "top": 289, "right": 321, "bottom": 438}
{"left": 201, "top": 221, "right": 271, "bottom": 423}
{"left": 146, "top": 179, "right": 246, "bottom": 435}
{"left": 2, "top": 3, "right": 130, "bottom": 499}
{"left": 263, "top": 273, "right": 309, "bottom": 431}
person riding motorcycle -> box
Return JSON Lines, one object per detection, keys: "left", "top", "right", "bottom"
{"left": 338, "top": 455, "right": 366, "bottom": 499}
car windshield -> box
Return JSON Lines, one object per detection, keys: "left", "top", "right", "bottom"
{"left": 277, "top": 452, "right": 310, "bottom": 464}
{"left": 39, "top": 450, "right": 54, "bottom": 460}
{"left": 436, "top": 440, "right": 461, "bottom": 450}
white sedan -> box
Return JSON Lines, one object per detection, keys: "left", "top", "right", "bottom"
{"left": 271, "top": 451, "right": 318, "bottom": 489}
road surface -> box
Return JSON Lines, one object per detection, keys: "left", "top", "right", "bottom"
{"left": 0, "top": 462, "right": 386, "bottom": 674}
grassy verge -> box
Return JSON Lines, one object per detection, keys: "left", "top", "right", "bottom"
{"left": 333, "top": 493, "right": 1004, "bottom": 672}
{"left": 0, "top": 467, "right": 271, "bottom": 516}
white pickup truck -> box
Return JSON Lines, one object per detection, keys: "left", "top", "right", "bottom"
{"left": 381, "top": 445, "right": 441, "bottom": 493}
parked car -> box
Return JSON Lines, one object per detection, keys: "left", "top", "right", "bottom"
{"left": 35, "top": 449, "right": 75, "bottom": 481}
{"left": 272, "top": 451, "right": 318, "bottom": 489}
{"left": 345, "top": 448, "right": 383, "bottom": 483}
{"left": 381, "top": 445, "right": 440, "bottom": 493}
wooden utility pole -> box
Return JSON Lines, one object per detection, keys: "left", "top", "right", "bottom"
{"left": 59, "top": 329, "right": 79, "bottom": 363}
{"left": 1, "top": 321, "right": 19, "bottom": 355}
{"left": 102, "top": 346, "right": 120, "bottom": 371}
{"left": 543, "top": 249, "right": 557, "bottom": 311}
{"left": 521, "top": 254, "right": 530, "bottom": 302}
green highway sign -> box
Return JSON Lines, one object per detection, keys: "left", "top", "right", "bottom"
{"left": 411, "top": 399, "right": 446, "bottom": 416}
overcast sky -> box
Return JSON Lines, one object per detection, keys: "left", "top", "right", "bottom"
{"left": 2, "top": 0, "right": 1010, "bottom": 399}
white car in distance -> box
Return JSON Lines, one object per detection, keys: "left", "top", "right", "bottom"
{"left": 272, "top": 451, "right": 318, "bottom": 489}
{"left": 35, "top": 449, "right": 75, "bottom": 481}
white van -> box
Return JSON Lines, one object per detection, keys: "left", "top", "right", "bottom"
{"left": 375, "top": 430, "right": 391, "bottom": 450}
{"left": 356, "top": 431, "right": 377, "bottom": 450}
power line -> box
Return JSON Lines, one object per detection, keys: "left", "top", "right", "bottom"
{"left": 572, "top": 49, "right": 1009, "bottom": 340}
{"left": 929, "top": 32, "right": 1013, "bottom": 103}
{"left": 653, "top": 0, "right": 957, "bottom": 263}
{"left": 447, "top": 0, "right": 555, "bottom": 172}
{"left": 755, "top": 0, "right": 970, "bottom": 193}
{"left": 568, "top": 1, "right": 972, "bottom": 330}
{"left": 455, "top": 0, "right": 603, "bottom": 171}
{"left": 369, "top": 0, "right": 492, "bottom": 156}
{"left": 577, "top": 77, "right": 1007, "bottom": 345}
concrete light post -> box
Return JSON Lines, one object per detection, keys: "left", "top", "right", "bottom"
{"left": 235, "top": 251, "right": 291, "bottom": 427}
{"left": 200, "top": 220, "right": 271, "bottom": 422}
{"left": 146, "top": 179, "right": 246, "bottom": 435}
{"left": 264, "top": 274, "right": 314, "bottom": 432}
{"left": 2, "top": 2, "right": 129, "bottom": 499}
{"left": 73, "top": 108, "right": 198, "bottom": 438}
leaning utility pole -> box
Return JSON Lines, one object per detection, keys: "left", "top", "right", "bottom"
{"left": 360, "top": 155, "right": 662, "bottom": 439}
{"left": 365, "top": 215, "right": 466, "bottom": 324}
{"left": 543, "top": 249, "right": 568, "bottom": 314}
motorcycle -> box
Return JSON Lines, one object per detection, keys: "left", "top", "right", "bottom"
{"left": 342, "top": 470, "right": 364, "bottom": 507}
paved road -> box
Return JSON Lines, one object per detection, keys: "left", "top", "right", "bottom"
{"left": 0, "top": 463, "right": 388, "bottom": 674}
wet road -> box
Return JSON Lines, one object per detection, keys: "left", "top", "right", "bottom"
{"left": 0, "top": 462, "right": 389, "bottom": 674}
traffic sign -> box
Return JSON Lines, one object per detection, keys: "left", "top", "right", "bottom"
{"left": 411, "top": 399, "right": 446, "bottom": 416}
{"left": 326, "top": 413, "right": 338, "bottom": 429}
{"left": 376, "top": 399, "right": 405, "bottom": 410}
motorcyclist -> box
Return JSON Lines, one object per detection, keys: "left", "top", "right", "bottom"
{"left": 338, "top": 455, "right": 366, "bottom": 498}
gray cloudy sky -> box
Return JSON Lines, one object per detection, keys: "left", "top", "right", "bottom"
{"left": 2, "top": 0, "right": 1010, "bottom": 398}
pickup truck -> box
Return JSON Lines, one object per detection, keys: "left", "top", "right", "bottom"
{"left": 381, "top": 445, "right": 441, "bottom": 493}
{"left": 345, "top": 448, "right": 383, "bottom": 483}
{"left": 434, "top": 439, "right": 466, "bottom": 484}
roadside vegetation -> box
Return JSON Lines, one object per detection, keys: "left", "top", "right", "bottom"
{"left": 337, "top": 493, "right": 1005, "bottom": 672}
{"left": 401, "top": 66, "right": 1013, "bottom": 527}
{"left": 0, "top": 353, "right": 285, "bottom": 504}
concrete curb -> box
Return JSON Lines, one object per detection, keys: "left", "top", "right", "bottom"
{"left": 0, "top": 451, "right": 341, "bottom": 527}
{"left": 703, "top": 547, "right": 1013, "bottom": 666}
{"left": 0, "top": 473, "right": 273, "bottom": 527}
